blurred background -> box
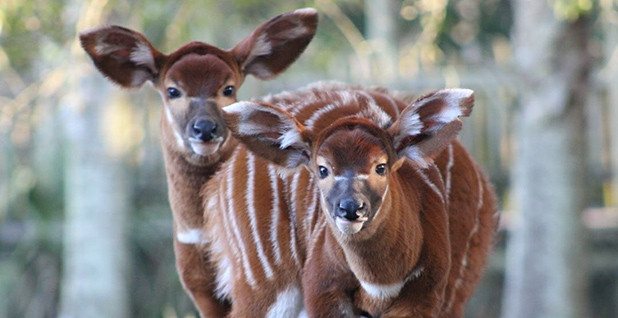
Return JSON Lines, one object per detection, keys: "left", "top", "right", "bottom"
{"left": 1, "top": 0, "right": 617, "bottom": 317}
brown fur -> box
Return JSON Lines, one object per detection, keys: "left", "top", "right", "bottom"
{"left": 79, "top": 9, "right": 318, "bottom": 317}
{"left": 217, "top": 84, "right": 497, "bottom": 317}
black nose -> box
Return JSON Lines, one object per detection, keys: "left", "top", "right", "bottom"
{"left": 192, "top": 119, "right": 218, "bottom": 142}
{"left": 336, "top": 199, "right": 364, "bottom": 221}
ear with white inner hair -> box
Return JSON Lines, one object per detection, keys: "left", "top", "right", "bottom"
{"left": 223, "top": 101, "right": 312, "bottom": 168}
{"left": 388, "top": 88, "right": 474, "bottom": 168}
{"left": 79, "top": 25, "right": 164, "bottom": 88}
{"left": 230, "top": 8, "right": 319, "bottom": 79}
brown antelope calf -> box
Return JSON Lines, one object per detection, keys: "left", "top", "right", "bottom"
{"left": 217, "top": 83, "right": 497, "bottom": 317}
{"left": 79, "top": 9, "right": 318, "bottom": 317}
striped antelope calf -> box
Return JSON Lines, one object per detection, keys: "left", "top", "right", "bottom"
{"left": 79, "top": 9, "right": 318, "bottom": 317}
{"left": 216, "top": 84, "right": 497, "bottom": 317}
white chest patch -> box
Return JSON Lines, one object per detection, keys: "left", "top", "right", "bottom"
{"left": 359, "top": 280, "right": 406, "bottom": 300}
{"left": 266, "top": 285, "right": 304, "bottom": 318}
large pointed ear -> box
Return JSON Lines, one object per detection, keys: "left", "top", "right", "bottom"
{"left": 79, "top": 26, "right": 165, "bottom": 88}
{"left": 230, "top": 8, "right": 318, "bottom": 79}
{"left": 388, "top": 89, "right": 474, "bottom": 168}
{"left": 223, "top": 101, "right": 312, "bottom": 168}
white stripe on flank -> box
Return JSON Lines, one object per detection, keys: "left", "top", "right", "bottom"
{"left": 176, "top": 229, "right": 203, "bottom": 245}
{"left": 268, "top": 164, "right": 283, "bottom": 265}
{"left": 246, "top": 152, "right": 274, "bottom": 279}
{"left": 289, "top": 172, "right": 302, "bottom": 268}
{"left": 445, "top": 168, "right": 483, "bottom": 312}
{"left": 446, "top": 144, "right": 454, "bottom": 201}
{"left": 306, "top": 218, "right": 327, "bottom": 262}
{"left": 305, "top": 178, "right": 318, "bottom": 243}
{"left": 416, "top": 169, "right": 444, "bottom": 204}
{"left": 226, "top": 153, "right": 257, "bottom": 287}
{"left": 476, "top": 168, "right": 485, "bottom": 210}
{"left": 216, "top": 176, "right": 239, "bottom": 299}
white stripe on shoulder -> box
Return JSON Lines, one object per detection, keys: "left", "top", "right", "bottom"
{"left": 246, "top": 152, "right": 274, "bottom": 279}
{"left": 416, "top": 168, "right": 445, "bottom": 204}
{"left": 268, "top": 164, "right": 283, "bottom": 265}
{"left": 289, "top": 171, "right": 302, "bottom": 268}
{"left": 446, "top": 143, "right": 454, "bottom": 201}
{"left": 226, "top": 151, "right": 257, "bottom": 287}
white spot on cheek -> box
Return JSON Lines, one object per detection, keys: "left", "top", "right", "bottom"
{"left": 266, "top": 285, "right": 303, "bottom": 318}
{"left": 176, "top": 229, "right": 204, "bottom": 245}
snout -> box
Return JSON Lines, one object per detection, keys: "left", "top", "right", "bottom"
{"left": 336, "top": 198, "right": 366, "bottom": 221}
{"left": 191, "top": 118, "right": 220, "bottom": 142}
{"left": 187, "top": 116, "right": 225, "bottom": 156}
{"left": 334, "top": 198, "right": 367, "bottom": 235}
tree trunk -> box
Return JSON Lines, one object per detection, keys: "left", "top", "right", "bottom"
{"left": 502, "top": 1, "right": 591, "bottom": 317}
{"left": 58, "top": 50, "right": 130, "bottom": 318}
{"left": 364, "top": 0, "right": 398, "bottom": 84}
{"left": 603, "top": 1, "right": 618, "bottom": 207}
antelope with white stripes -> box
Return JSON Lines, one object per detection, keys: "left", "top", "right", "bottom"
{"left": 79, "top": 9, "right": 318, "bottom": 316}
{"left": 214, "top": 83, "right": 497, "bottom": 317}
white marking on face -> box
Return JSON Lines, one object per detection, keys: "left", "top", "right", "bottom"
{"left": 246, "top": 152, "right": 275, "bottom": 279}
{"left": 189, "top": 136, "right": 223, "bottom": 156}
{"left": 176, "top": 229, "right": 203, "bottom": 245}
{"left": 164, "top": 106, "right": 185, "bottom": 148}
{"left": 335, "top": 217, "right": 365, "bottom": 235}
{"left": 372, "top": 184, "right": 389, "bottom": 221}
{"left": 265, "top": 285, "right": 303, "bottom": 318}
{"left": 333, "top": 174, "right": 369, "bottom": 181}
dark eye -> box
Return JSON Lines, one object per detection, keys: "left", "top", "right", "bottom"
{"left": 318, "top": 166, "right": 329, "bottom": 179}
{"left": 375, "top": 164, "right": 387, "bottom": 176}
{"left": 167, "top": 87, "right": 182, "bottom": 99}
{"left": 222, "top": 85, "right": 235, "bottom": 97}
